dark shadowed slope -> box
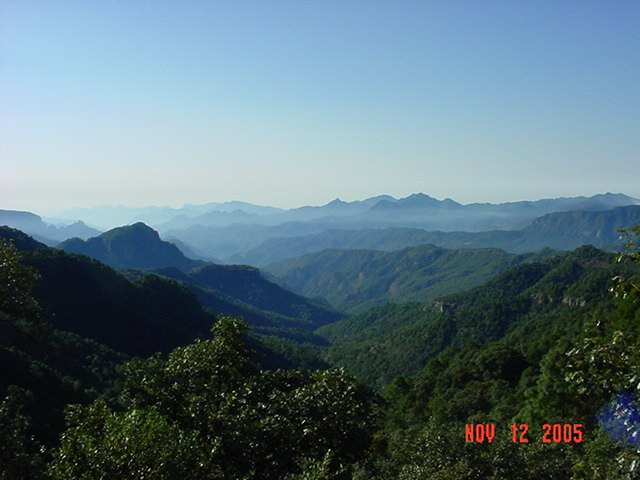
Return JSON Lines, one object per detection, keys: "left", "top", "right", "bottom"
{"left": 152, "top": 264, "right": 343, "bottom": 344}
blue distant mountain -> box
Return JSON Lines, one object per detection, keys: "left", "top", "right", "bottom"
{"left": 58, "top": 222, "right": 203, "bottom": 271}
{"left": 41, "top": 192, "right": 640, "bottom": 260}
{"left": 0, "top": 209, "right": 101, "bottom": 244}
{"left": 231, "top": 205, "right": 640, "bottom": 266}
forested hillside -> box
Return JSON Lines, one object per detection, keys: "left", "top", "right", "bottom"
{"left": 150, "top": 263, "right": 342, "bottom": 344}
{"left": 0, "top": 226, "right": 336, "bottom": 350}
{"left": 317, "top": 245, "right": 622, "bottom": 386}
{"left": 265, "top": 244, "right": 546, "bottom": 311}
{"left": 3, "top": 225, "right": 640, "bottom": 479}
{"left": 370, "top": 228, "right": 640, "bottom": 478}
{"left": 0, "top": 226, "right": 331, "bottom": 356}
{"left": 0, "top": 237, "right": 376, "bottom": 479}
{"left": 5, "top": 0, "right": 640, "bottom": 476}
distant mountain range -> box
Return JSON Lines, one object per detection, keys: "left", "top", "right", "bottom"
{"left": 0, "top": 209, "right": 100, "bottom": 245}
{"left": 50, "top": 192, "right": 639, "bottom": 232}
{"left": 161, "top": 193, "right": 640, "bottom": 260}
{"left": 51, "top": 201, "right": 284, "bottom": 230}
{"left": 4, "top": 192, "right": 640, "bottom": 263}
{"left": 234, "top": 205, "right": 640, "bottom": 266}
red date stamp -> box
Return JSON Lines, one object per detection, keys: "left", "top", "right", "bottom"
{"left": 465, "top": 423, "right": 584, "bottom": 443}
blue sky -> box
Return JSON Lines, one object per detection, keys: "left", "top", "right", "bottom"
{"left": 1, "top": 1, "right": 639, "bottom": 211}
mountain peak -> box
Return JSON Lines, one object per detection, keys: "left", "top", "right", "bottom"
{"left": 592, "top": 192, "right": 637, "bottom": 202}
{"left": 59, "top": 223, "right": 202, "bottom": 271}
{"left": 129, "top": 221, "right": 154, "bottom": 230}
{"left": 398, "top": 193, "right": 442, "bottom": 207}
{"left": 101, "top": 222, "right": 160, "bottom": 242}
{"left": 0, "top": 226, "right": 48, "bottom": 251}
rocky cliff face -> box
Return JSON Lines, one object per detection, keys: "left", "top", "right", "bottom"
{"left": 562, "top": 296, "right": 587, "bottom": 308}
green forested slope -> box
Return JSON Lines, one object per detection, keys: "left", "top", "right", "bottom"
{"left": 0, "top": 229, "right": 334, "bottom": 458}
{"left": 151, "top": 264, "right": 342, "bottom": 345}
{"left": 265, "top": 244, "right": 547, "bottom": 312}
{"left": 317, "top": 246, "right": 620, "bottom": 386}
{"left": 25, "top": 248, "right": 215, "bottom": 356}
{"left": 2, "top": 226, "right": 335, "bottom": 354}
{"left": 0, "top": 238, "right": 127, "bottom": 455}
{"left": 4, "top": 224, "right": 640, "bottom": 479}
{"left": 372, "top": 232, "right": 640, "bottom": 478}
{"left": 0, "top": 235, "right": 378, "bottom": 479}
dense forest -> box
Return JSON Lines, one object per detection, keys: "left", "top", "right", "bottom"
{"left": 2, "top": 225, "right": 640, "bottom": 478}
{"left": 264, "top": 244, "right": 533, "bottom": 312}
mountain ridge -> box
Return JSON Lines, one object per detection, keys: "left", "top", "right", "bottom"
{"left": 58, "top": 222, "right": 203, "bottom": 271}
{"left": 316, "top": 245, "right": 621, "bottom": 386}
{"left": 263, "top": 243, "right": 544, "bottom": 311}
{"left": 48, "top": 192, "right": 639, "bottom": 231}
{"left": 232, "top": 205, "right": 640, "bottom": 266}
{"left": 0, "top": 209, "right": 101, "bottom": 244}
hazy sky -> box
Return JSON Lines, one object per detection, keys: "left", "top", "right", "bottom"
{"left": 2, "top": 1, "right": 639, "bottom": 212}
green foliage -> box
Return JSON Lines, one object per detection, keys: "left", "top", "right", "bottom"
{"left": 369, "top": 227, "right": 640, "bottom": 478}
{"left": 1, "top": 238, "right": 126, "bottom": 440}
{"left": 566, "top": 327, "right": 635, "bottom": 401}
{"left": 9, "top": 221, "right": 640, "bottom": 478}
{"left": 613, "top": 225, "right": 640, "bottom": 303}
{"left": 0, "top": 388, "right": 48, "bottom": 480}
{"left": 51, "top": 316, "right": 379, "bottom": 480}
{"left": 0, "top": 311, "right": 126, "bottom": 446}
{"left": 399, "top": 422, "right": 581, "bottom": 480}
{"left": 50, "top": 401, "right": 217, "bottom": 480}
{"left": 0, "top": 240, "right": 41, "bottom": 318}
{"left": 22, "top": 247, "right": 215, "bottom": 356}
{"left": 282, "top": 450, "right": 350, "bottom": 480}
{"left": 58, "top": 222, "right": 343, "bottom": 345}
{"left": 318, "top": 247, "right": 617, "bottom": 387}
{"left": 250, "top": 334, "right": 329, "bottom": 370}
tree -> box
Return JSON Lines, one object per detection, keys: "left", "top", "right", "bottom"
{"left": 0, "top": 388, "right": 48, "bottom": 480}
{"left": 0, "top": 240, "right": 40, "bottom": 318}
{"left": 50, "top": 316, "right": 379, "bottom": 480}
{"left": 612, "top": 225, "right": 640, "bottom": 304}
{"left": 560, "top": 225, "right": 640, "bottom": 478}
